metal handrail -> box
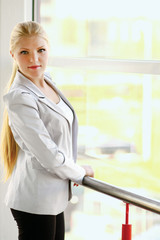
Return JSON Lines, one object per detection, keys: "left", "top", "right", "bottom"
{"left": 82, "top": 176, "right": 160, "bottom": 214}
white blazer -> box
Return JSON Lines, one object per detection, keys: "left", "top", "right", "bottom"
{"left": 3, "top": 71, "right": 85, "bottom": 215}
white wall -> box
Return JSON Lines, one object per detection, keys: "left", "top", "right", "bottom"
{"left": 0, "top": 1, "right": 32, "bottom": 239}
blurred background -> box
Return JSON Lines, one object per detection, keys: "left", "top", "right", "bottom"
{"left": 1, "top": 0, "right": 160, "bottom": 239}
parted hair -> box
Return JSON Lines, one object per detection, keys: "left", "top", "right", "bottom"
{"left": 0, "top": 21, "right": 48, "bottom": 180}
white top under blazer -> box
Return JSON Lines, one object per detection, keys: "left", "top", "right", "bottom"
{"left": 3, "top": 71, "right": 85, "bottom": 215}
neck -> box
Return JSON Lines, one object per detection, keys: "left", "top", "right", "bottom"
{"left": 19, "top": 70, "right": 45, "bottom": 88}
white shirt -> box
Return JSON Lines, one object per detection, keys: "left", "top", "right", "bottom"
{"left": 57, "top": 97, "right": 73, "bottom": 126}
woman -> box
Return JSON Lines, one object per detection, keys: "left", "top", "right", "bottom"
{"left": 0, "top": 21, "right": 94, "bottom": 240}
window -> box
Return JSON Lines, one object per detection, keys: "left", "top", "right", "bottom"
{"left": 39, "top": 0, "right": 160, "bottom": 60}
{"left": 36, "top": 0, "right": 160, "bottom": 239}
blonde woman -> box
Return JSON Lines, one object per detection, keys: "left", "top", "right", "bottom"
{"left": 0, "top": 21, "right": 94, "bottom": 240}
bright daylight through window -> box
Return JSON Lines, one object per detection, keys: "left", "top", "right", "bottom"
{"left": 38, "top": 0, "right": 160, "bottom": 239}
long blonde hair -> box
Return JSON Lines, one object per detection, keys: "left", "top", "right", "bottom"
{"left": 0, "top": 21, "right": 48, "bottom": 181}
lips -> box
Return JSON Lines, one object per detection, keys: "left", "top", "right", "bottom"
{"left": 28, "top": 65, "right": 41, "bottom": 69}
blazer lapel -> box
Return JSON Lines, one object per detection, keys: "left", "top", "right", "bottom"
{"left": 13, "top": 71, "right": 75, "bottom": 124}
{"left": 44, "top": 72, "right": 74, "bottom": 110}
{"left": 38, "top": 95, "right": 71, "bottom": 123}
{"left": 44, "top": 73, "right": 76, "bottom": 120}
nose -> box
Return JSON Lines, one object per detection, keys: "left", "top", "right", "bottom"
{"left": 29, "top": 52, "right": 38, "bottom": 63}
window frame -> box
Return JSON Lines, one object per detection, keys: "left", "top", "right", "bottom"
{"left": 33, "top": 0, "right": 160, "bottom": 76}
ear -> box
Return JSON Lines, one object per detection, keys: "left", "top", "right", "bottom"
{"left": 10, "top": 50, "right": 15, "bottom": 59}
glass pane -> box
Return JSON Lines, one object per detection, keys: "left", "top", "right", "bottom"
{"left": 40, "top": 0, "right": 160, "bottom": 60}
{"left": 38, "top": 0, "right": 160, "bottom": 238}
{"left": 46, "top": 66, "right": 160, "bottom": 239}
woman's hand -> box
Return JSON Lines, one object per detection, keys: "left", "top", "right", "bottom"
{"left": 73, "top": 165, "right": 94, "bottom": 187}
{"left": 81, "top": 165, "right": 94, "bottom": 178}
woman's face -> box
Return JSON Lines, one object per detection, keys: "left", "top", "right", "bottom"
{"left": 11, "top": 35, "right": 49, "bottom": 83}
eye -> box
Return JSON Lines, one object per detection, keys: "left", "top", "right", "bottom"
{"left": 20, "top": 50, "right": 29, "bottom": 55}
{"left": 38, "top": 48, "right": 46, "bottom": 53}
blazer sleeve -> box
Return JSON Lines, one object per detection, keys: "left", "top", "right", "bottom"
{"left": 4, "top": 90, "right": 86, "bottom": 184}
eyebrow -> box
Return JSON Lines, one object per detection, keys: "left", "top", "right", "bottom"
{"left": 38, "top": 45, "right": 46, "bottom": 49}
{"left": 19, "top": 45, "right": 46, "bottom": 50}
{"left": 19, "top": 48, "right": 29, "bottom": 50}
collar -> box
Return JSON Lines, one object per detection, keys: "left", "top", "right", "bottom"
{"left": 11, "top": 71, "right": 76, "bottom": 126}
{"left": 12, "top": 71, "right": 53, "bottom": 99}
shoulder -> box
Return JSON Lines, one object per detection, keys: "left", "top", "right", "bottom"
{"left": 3, "top": 88, "right": 38, "bottom": 110}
